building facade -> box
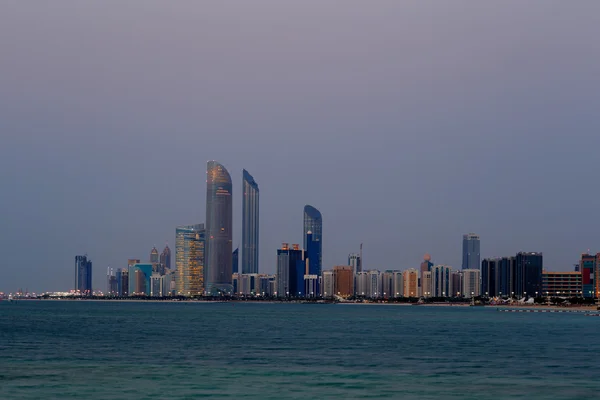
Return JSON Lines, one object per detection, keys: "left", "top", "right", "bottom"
{"left": 303, "top": 205, "right": 322, "bottom": 278}
{"left": 421, "top": 271, "right": 432, "bottom": 297}
{"left": 462, "top": 269, "right": 481, "bottom": 297}
{"left": 128, "top": 263, "right": 152, "bottom": 296}
{"left": 205, "top": 161, "right": 233, "bottom": 294}
{"left": 333, "top": 266, "right": 354, "bottom": 298}
{"left": 160, "top": 245, "right": 171, "bottom": 271}
{"left": 321, "top": 270, "right": 334, "bottom": 298}
{"left": 349, "top": 253, "right": 362, "bottom": 275}
{"left": 175, "top": 224, "right": 205, "bottom": 296}
{"left": 462, "top": 233, "right": 480, "bottom": 270}
{"left": 542, "top": 271, "right": 582, "bottom": 297}
{"left": 242, "top": 169, "right": 259, "bottom": 274}
{"left": 431, "top": 265, "right": 453, "bottom": 297}
{"left": 276, "top": 243, "right": 304, "bottom": 297}
{"left": 580, "top": 253, "right": 599, "bottom": 298}
{"left": 515, "top": 252, "right": 543, "bottom": 297}
{"left": 403, "top": 269, "right": 419, "bottom": 297}
{"left": 232, "top": 248, "right": 239, "bottom": 274}
{"left": 75, "top": 255, "right": 92, "bottom": 295}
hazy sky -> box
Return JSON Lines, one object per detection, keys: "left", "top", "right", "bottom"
{"left": 1, "top": 1, "right": 599, "bottom": 292}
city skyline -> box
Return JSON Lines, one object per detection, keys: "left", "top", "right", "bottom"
{"left": 2, "top": 2, "right": 600, "bottom": 292}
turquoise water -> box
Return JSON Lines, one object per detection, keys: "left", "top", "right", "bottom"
{"left": 1, "top": 302, "right": 599, "bottom": 399}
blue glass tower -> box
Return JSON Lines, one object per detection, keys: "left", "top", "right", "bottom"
{"left": 462, "top": 233, "right": 480, "bottom": 270}
{"left": 303, "top": 205, "right": 322, "bottom": 277}
{"left": 75, "top": 255, "right": 92, "bottom": 295}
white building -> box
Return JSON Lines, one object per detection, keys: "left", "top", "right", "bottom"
{"left": 421, "top": 271, "right": 432, "bottom": 298}
{"left": 321, "top": 270, "right": 334, "bottom": 298}
{"left": 462, "top": 269, "right": 481, "bottom": 297}
{"left": 392, "top": 271, "right": 404, "bottom": 298}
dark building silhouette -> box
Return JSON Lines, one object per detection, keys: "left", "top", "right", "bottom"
{"left": 205, "top": 161, "right": 233, "bottom": 294}
{"left": 303, "top": 205, "right": 322, "bottom": 278}
{"left": 242, "top": 169, "right": 259, "bottom": 274}
{"left": 160, "top": 245, "right": 171, "bottom": 271}
{"left": 75, "top": 255, "right": 92, "bottom": 295}
{"left": 232, "top": 248, "right": 239, "bottom": 274}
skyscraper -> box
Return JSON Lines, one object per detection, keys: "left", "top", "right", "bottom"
{"left": 242, "top": 169, "right": 259, "bottom": 274}
{"left": 333, "top": 266, "right": 354, "bottom": 298}
{"left": 160, "top": 245, "right": 171, "bottom": 271}
{"left": 232, "top": 248, "right": 239, "bottom": 274}
{"left": 303, "top": 205, "right": 322, "bottom": 277}
{"left": 175, "top": 224, "right": 205, "bottom": 296}
{"left": 349, "top": 253, "right": 362, "bottom": 275}
{"left": 205, "top": 161, "right": 233, "bottom": 294}
{"left": 75, "top": 255, "right": 92, "bottom": 295}
{"left": 276, "top": 243, "right": 304, "bottom": 297}
{"left": 515, "top": 252, "right": 543, "bottom": 297}
{"left": 150, "top": 247, "right": 159, "bottom": 264}
{"left": 462, "top": 233, "right": 480, "bottom": 270}
{"left": 431, "top": 265, "right": 453, "bottom": 297}
{"left": 403, "top": 269, "right": 419, "bottom": 297}
{"left": 462, "top": 269, "right": 481, "bottom": 297}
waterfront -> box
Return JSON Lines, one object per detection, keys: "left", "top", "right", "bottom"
{"left": 1, "top": 302, "right": 599, "bottom": 399}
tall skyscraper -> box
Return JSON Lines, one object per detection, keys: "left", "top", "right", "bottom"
{"left": 160, "top": 245, "right": 171, "bottom": 271}
{"left": 242, "top": 169, "right": 259, "bottom": 274}
{"left": 128, "top": 263, "right": 152, "bottom": 296}
{"left": 462, "top": 233, "right": 481, "bottom": 269}
{"left": 333, "top": 266, "right": 354, "bottom": 298}
{"left": 515, "top": 252, "right": 543, "bottom": 297}
{"left": 276, "top": 243, "right": 304, "bottom": 297}
{"left": 462, "top": 233, "right": 480, "bottom": 270}
{"left": 232, "top": 248, "right": 239, "bottom": 274}
{"left": 175, "top": 224, "right": 205, "bottom": 296}
{"left": 75, "top": 255, "right": 92, "bottom": 295}
{"left": 205, "top": 161, "right": 233, "bottom": 294}
{"left": 303, "top": 205, "right": 322, "bottom": 277}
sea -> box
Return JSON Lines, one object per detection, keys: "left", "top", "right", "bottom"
{"left": 1, "top": 301, "right": 599, "bottom": 399}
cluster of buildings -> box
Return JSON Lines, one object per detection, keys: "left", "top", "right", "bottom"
{"left": 72, "top": 161, "right": 600, "bottom": 301}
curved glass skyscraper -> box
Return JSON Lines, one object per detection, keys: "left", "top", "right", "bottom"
{"left": 303, "top": 205, "right": 322, "bottom": 277}
{"left": 242, "top": 169, "right": 259, "bottom": 274}
{"left": 205, "top": 161, "right": 233, "bottom": 294}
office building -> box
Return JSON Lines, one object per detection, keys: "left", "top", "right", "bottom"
{"left": 580, "top": 253, "right": 599, "bottom": 298}
{"left": 303, "top": 205, "right": 322, "bottom": 278}
{"left": 421, "top": 271, "right": 432, "bottom": 298}
{"left": 239, "top": 273, "right": 259, "bottom": 295}
{"left": 462, "top": 233, "right": 480, "bottom": 270}
{"left": 160, "top": 245, "right": 171, "bottom": 271}
{"left": 403, "top": 269, "right": 419, "bottom": 297}
{"left": 205, "top": 161, "right": 233, "bottom": 294}
{"left": 366, "top": 270, "right": 382, "bottom": 298}
{"left": 542, "top": 271, "right": 582, "bottom": 297}
{"left": 431, "top": 265, "right": 453, "bottom": 297}
{"left": 333, "top": 266, "right": 354, "bottom": 298}
{"left": 349, "top": 253, "right": 362, "bottom": 275}
{"left": 382, "top": 271, "right": 393, "bottom": 299}
{"left": 321, "top": 270, "right": 334, "bottom": 298}
{"left": 515, "top": 252, "right": 543, "bottom": 297}
{"left": 232, "top": 273, "right": 239, "bottom": 294}
{"left": 117, "top": 268, "right": 128, "bottom": 296}
{"left": 452, "top": 270, "right": 462, "bottom": 297}
{"left": 392, "top": 271, "right": 404, "bottom": 298}
{"left": 276, "top": 243, "right": 304, "bottom": 297}
{"left": 128, "top": 263, "right": 152, "bottom": 296}
{"left": 355, "top": 271, "right": 368, "bottom": 297}
{"left": 150, "top": 247, "right": 159, "bottom": 264}
{"left": 462, "top": 269, "right": 481, "bottom": 297}
{"left": 232, "top": 248, "right": 239, "bottom": 274}
{"left": 175, "top": 224, "right": 205, "bottom": 296}
{"left": 106, "top": 268, "right": 118, "bottom": 295}
{"left": 305, "top": 231, "right": 321, "bottom": 278}
{"left": 304, "top": 275, "right": 319, "bottom": 298}
{"left": 242, "top": 169, "right": 259, "bottom": 274}
{"left": 151, "top": 274, "right": 164, "bottom": 297}
{"left": 75, "top": 255, "right": 92, "bottom": 295}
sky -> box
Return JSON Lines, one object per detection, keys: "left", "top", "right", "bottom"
{"left": 1, "top": 1, "right": 599, "bottom": 292}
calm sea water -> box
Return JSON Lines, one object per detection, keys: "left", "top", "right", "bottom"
{"left": 1, "top": 301, "right": 599, "bottom": 399}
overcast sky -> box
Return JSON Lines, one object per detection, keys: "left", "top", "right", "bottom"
{"left": 1, "top": 1, "right": 599, "bottom": 292}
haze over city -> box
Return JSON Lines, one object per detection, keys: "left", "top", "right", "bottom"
{"left": 1, "top": 1, "right": 600, "bottom": 292}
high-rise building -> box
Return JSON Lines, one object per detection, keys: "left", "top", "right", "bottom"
{"left": 242, "top": 169, "right": 259, "bottom": 274}
{"left": 462, "top": 269, "right": 481, "bottom": 297}
{"left": 75, "top": 255, "right": 92, "bottom": 295}
{"left": 382, "top": 271, "right": 394, "bottom": 299}
{"left": 150, "top": 247, "right": 159, "bottom": 264}
{"left": 175, "top": 224, "right": 205, "bottom": 296}
{"left": 431, "top": 265, "right": 453, "bottom": 297}
{"left": 232, "top": 248, "right": 239, "bottom": 274}
{"left": 452, "top": 270, "right": 463, "bottom": 297}
{"left": 304, "top": 275, "right": 319, "bottom": 298}
{"left": 321, "top": 270, "right": 334, "bottom": 298}
{"left": 462, "top": 233, "right": 480, "bottom": 270}
{"left": 206, "top": 161, "right": 233, "bottom": 294}
{"left": 482, "top": 258, "right": 499, "bottom": 297}
{"left": 403, "top": 269, "right": 419, "bottom": 297}
{"left": 276, "top": 243, "right": 304, "bottom": 297}
{"left": 333, "top": 266, "right": 354, "bottom": 298}
{"left": 392, "top": 271, "right": 404, "bottom": 298}
{"left": 106, "top": 268, "right": 118, "bottom": 295}
{"left": 580, "top": 253, "right": 599, "bottom": 298}
{"left": 349, "top": 253, "right": 362, "bottom": 275}
{"left": 128, "top": 263, "right": 152, "bottom": 296}
{"left": 160, "top": 245, "right": 171, "bottom": 271}
{"left": 305, "top": 232, "right": 320, "bottom": 277}
{"left": 421, "top": 271, "right": 432, "bottom": 297}
{"left": 117, "top": 268, "right": 128, "bottom": 296}
{"left": 515, "top": 252, "right": 543, "bottom": 297}
{"left": 366, "top": 270, "right": 382, "bottom": 298}
{"left": 303, "top": 205, "right": 322, "bottom": 277}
